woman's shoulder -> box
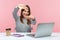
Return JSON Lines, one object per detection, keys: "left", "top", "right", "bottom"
{"left": 15, "top": 16, "right": 20, "bottom": 21}
{"left": 18, "top": 16, "right": 20, "bottom": 19}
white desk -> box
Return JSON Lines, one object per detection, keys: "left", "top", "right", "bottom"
{"left": 0, "top": 32, "right": 60, "bottom": 40}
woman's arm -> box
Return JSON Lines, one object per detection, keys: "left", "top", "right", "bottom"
{"left": 31, "top": 18, "right": 36, "bottom": 25}
{"left": 23, "top": 15, "right": 36, "bottom": 25}
{"left": 13, "top": 6, "right": 19, "bottom": 21}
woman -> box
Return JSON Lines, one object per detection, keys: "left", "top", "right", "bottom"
{"left": 13, "top": 4, "right": 36, "bottom": 32}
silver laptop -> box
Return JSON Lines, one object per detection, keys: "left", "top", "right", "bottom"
{"left": 27, "top": 23, "right": 54, "bottom": 38}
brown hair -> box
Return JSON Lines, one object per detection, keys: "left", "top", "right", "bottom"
{"left": 20, "top": 5, "right": 31, "bottom": 25}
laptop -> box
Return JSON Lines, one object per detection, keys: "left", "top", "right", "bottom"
{"left": 27, "top": 23, "right": 54, "bottom": 38}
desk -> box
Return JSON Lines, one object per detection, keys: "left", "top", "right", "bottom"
{"left": 0, "top": 32, "right": 60, "bottom": 40}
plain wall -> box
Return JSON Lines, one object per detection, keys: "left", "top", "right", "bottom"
{"left": 0, "top": 0, "right": 60, "bottom": 32}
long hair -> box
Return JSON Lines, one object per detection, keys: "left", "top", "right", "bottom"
{"left": 20, "top": 5, "right": 31, "bottom": 25}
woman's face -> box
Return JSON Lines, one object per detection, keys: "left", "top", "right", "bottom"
{"left": 23, "top": 7, "right": 29, "bottom": 16}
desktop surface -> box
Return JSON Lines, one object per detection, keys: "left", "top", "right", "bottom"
{"left": 0, "top": 32, "right": 60, "bottom": 40}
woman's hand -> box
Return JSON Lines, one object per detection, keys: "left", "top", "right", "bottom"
{"left": 17, "top": 4, "right": 25, "bottom": 9}
{"left": 29, "top": 15, "right": 35, "bottom": 20}
{"left": 24, "top": 15, "right": 35, "bottom": 20}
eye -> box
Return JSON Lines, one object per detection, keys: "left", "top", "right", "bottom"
{"left": 24, "top": 10, "right": 26, "bottom": 12}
